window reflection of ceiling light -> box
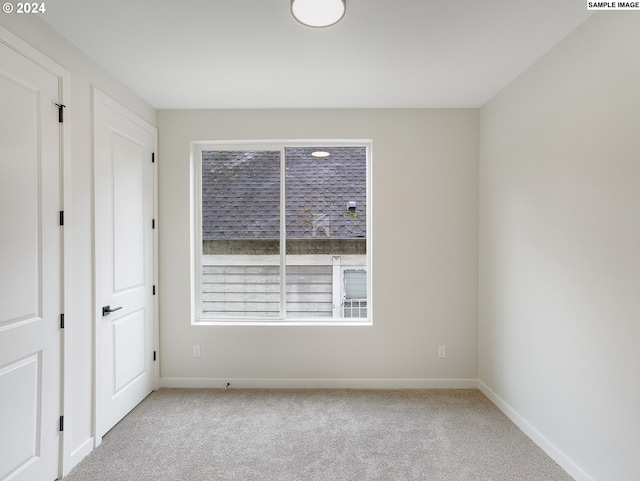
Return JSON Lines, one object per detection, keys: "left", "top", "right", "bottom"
{"left": 291, "top": 0, "right": 346, "bottom": 28}
{"left": 311, "top": 151, "right": 331, "bottom": 158}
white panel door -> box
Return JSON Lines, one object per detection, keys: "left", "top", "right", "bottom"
{"left": 0, "top": 38, "right": 62, "bottom": 481}
{"left": 93, "top": 91, "right": 156, "bottom": 440}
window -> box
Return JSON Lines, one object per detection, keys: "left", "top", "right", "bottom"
{"left": 193, "top": 141, "right": 371, "bottom": 324}
{"left": 343, "top": 269, "right": 367, "bottom": 318}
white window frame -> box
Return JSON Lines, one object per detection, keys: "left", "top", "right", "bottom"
{"left": 190, "top": 140, "right": 372, "bottom": 326}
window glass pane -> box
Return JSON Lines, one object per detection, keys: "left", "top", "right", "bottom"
{"left": 197, "top": 144, "right": 369, "bottom": 323}
{"left": 284, "top": 147, "right": 366, "bottom": 240}
{"left": 201, "top": 150, "right": 281, "bottom": 317}
{"left": 284, "top": 147, "right": 367, "bottom": 319}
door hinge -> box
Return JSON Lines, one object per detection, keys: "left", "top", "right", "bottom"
{"left": 59, "top": 211, "right": 64, "bottom": 226}
{"left": 152, "top": 219, "right": 155, "bottom": 229}
{"left": 153, "top": 351, "right": 157, "bottom": 361}
{"left": 55, "top": 103, "right": 66, "bottom": 123}
{"left": 153, "top": 285, "right": 156, "bottom": 295}
{"left": 59, "top": 415, "right": 64, "bottom": 432}
{"left": 152, "top": 152, "right": 155, "bottom": 163}
{"left": 60, "top": 313, "right": 64, "bottom": 329}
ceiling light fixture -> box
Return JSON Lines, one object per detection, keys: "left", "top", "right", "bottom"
{"left": 291, "top": 0, "right": 346, "bottom": 28}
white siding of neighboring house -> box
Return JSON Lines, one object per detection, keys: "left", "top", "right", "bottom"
{"left": 201, "top": 254, "right": 365, "bottom": 319}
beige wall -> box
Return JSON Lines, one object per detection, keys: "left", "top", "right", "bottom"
{"left": 0, "top": 14, "right": 156, "bottom": 474}
{"left": 158, "top": 109, "right": 479, "bottom": 386}
{"left": 479, "top": 13, "right": 640, "bottom": 481}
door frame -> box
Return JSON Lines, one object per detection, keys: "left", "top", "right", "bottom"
{"left": 0, "top": 25, "right": 71, "bottom": 479}
{"left": 91, "top": 88, "right": 159, "bottom": 447}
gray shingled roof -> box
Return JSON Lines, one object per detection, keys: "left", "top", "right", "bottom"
{"left": 202, "top": 147, "right": 366, "bottom": 239}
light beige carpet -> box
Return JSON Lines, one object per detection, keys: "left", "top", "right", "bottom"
{"left": 62, "top": 389, "right": 574, "bottom": 481}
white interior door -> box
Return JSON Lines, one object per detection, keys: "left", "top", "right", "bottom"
{"left": 0, "top": 36, "right": 62, "bottom": 481}
{"left": 93, "top": 90, "right": 156, "bottom": 440}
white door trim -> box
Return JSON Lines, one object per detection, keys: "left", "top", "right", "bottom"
{"left": 0, "top": 25, "right": 71, "bottom": 479}
{"left": 92, "top": 88, "right": 158, "bottom": 447}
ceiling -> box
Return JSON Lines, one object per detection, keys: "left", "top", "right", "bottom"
{"left": 40, "top": 0, "right": 593, "bottom": 109}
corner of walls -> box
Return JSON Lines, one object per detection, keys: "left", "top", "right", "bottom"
{"left": 478, "top": 381, "right": 595, "bottom": 481}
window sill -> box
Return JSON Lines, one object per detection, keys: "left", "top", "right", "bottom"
{"left": 192, "top": 318, "right": 373, "bottom": 327}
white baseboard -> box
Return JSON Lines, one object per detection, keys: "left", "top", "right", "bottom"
{"left": 159, "top": 377, "right": 478, "bottom": 390}
{"left": 478, "top": 380, "right": 595, "bottom": 481}
{"left": 64, "top": 437, "right": 94, "bottom": 476}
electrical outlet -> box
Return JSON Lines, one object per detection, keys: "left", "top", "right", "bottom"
{"left": 193, "top": 345, "right": 201, "bottom": 358}
{"left": 438, "top": 345, "right": 446, "bottom": 358}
